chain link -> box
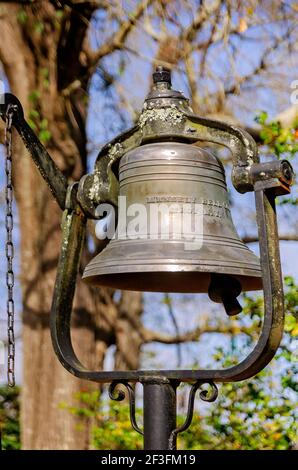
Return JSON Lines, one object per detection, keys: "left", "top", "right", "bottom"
{"left": 4, "top": 104, "right": 17, "bottom": 387}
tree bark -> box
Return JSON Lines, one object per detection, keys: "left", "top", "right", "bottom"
{"left": 115, "top": 291, "right": 144, "bottom": 371}
{"left": 0, "top": 2, "right": 140, "bottom": 449}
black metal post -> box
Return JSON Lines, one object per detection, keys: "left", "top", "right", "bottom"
{"left": 142, "top": 377, "right": 178, "bottom": 450}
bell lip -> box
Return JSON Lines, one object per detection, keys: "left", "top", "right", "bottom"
{"left": 82, "top": 263, "right": 263, "bottom": 293}
{"left": 82, "top": 271, "right": 263, "bottom": 293}
{"left": 82, "top": 263, "right": 262, "bottom": 280}
{"left": 83, "top": 258, "right": 262, "bottom": 277}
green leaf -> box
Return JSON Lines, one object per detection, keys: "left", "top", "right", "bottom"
{"left": 55, "top": 10, "right": 64, "bottom": 19}
{"left": 27, "top": 118, "right": 37, "bottom": 131}
{"left": 29, "top": 109, "right": 40, "bottom": 120}
{"left": 39, "top": 129, "right": 51, "bottom": 143}
{"left": 255, "top": 111, "right": 268, "bottom": 125}
{"left": 28, "top": 90, "right": 41, "bottom": 103}
{"left": 40, "top": 118, "right": 48, "bottom": 130}
{"left": 34, "top": 21, "right": 44, "bottom": 34}
{"left": 17, "top": 9, "right": 28, "bottom": 25}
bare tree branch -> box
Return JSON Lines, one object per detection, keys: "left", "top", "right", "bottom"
{"left": 224, "top": 27, "right": 296, "bottom": 97}
{"left": 164, "top": 293, "right": 182, "bottom": 366}
{"left": 83, "top": 0, "right": 153, "bottom": 69}
{"left": 142, "top": 323, "right": 255, "bottom": 345}
{"left": 243, "top": 235, "right": 298, "bottom": 244}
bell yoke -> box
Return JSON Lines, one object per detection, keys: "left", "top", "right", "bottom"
{"left": 0, "top": 68, "right": 294, "bottom": 386}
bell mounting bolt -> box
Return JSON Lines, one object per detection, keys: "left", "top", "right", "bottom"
{"left": 152, "top": 66, "right": 172, "bottom": 87}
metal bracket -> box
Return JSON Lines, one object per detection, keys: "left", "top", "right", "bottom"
{"left": 74, "top": 87, "right": 262, "bottom": 217}
{"left": 1, "top": 88, "right": 293, "bottom": 395}
{"left": 76, "top": 125, "right": 141, "bottom": 218}
{"left": 1, "top": 92, "right": 290, "bottom": 384}
{"left": 106, "top": 379, "right": 218, "bottom": 447}
{"left": 1, "top": 92, "right": 293, "bottom": 220}
{"left": 49, "top": 178, "right": 287, "bottom": 384}
{"left": 48, "top": 71, "right": 293, "bottom": 384}
{"left": 168, "top": 381, "right": 218, "bottom": 450}
{"left": 0, "top": 93, "right": 68, "bottom": 210}
{"left": 109, "top": 381, "right": 143, "bottom": 436}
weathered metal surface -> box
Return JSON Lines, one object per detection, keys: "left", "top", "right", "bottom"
{"left": 77, "top": 79, "right": 258, "bottom": 219}
{"left": 0, "top": 93, "right": 68, "bottom": 210}
{"left": 168, "top": 381, "right": 218, "bottom": 450}
{"left": 142, "top": 377, "right": 178, "bottom": 450}
{"left": 109, "top": 381, "right": 143, "bottom": 436}
{"left": 77, "top": 125, "right": 142, "bottom": 218}
{"left": 79, "top": 69, "right": 260, "bottom": 219}
{"left": 74, "top": 66, "right": 259, "bottom": 219}
{"left": 248, "top": 159, "right": 293, "bottom": 194}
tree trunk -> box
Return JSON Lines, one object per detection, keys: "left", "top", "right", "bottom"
{"left": 115, "top": 291, "right": 144, "bottom": 370}
{"left": 0, "top": 3, "right": 131, "bottom": 449}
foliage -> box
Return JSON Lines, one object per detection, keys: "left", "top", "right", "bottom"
{"left": 27, "top": 89, "right": 52, "bottom": 144}
{"left": 60, "top": 389, "right": 143, "bottom": 450}
{"left": 181, "top": 279, "right": 298, "bottom": 450}
{"left": 0, "top": 386, "right": 20, "bottom": 450}
{"left": 92, "top": 402, "right": 143, "bottom": 450}
{"left": 181, "top": 374, "right": 297, "bottom": 450}
{"left": 255, "top": 111, "right": 298, "bottom": 160}
{"left": 255, "top": 111, "right": 298, "bottom": 205}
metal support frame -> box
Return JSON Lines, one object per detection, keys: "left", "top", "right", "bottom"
{"left": 142, "top": 378, "right": 177, "bottom": 450}
{"left": 0, "top": 85, "right": 294, "bottom": 450}
{"left": 0, "top": 94, "right": 68, "bottom": 209}
{"left": 49, "top": 184, "right": 288, "bottom": 384}
{"left": 107, "top": 378, "right": 218, "bottom": 450}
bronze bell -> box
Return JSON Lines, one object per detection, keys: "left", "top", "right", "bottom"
{"left": 83, "top": 141, "right": 262, "bottom": 314}
{"left": 82, "top": 67, "right": 264, "bottom": 315}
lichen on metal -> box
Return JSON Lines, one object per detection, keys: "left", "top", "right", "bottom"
{"left": 138, "top": 106, "right": 185, "bottom": 129}
{"left": 107, "top": 141, "right": 124, "bottom": 160}
{"left": 88, "top": 173, "right": 101, "bottom": 202}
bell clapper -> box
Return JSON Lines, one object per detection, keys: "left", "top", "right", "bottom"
{"left": 208, "top": 273, "right": 243, "bottom": 316}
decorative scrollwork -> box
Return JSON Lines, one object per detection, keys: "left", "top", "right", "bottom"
{"left": 108, "top": 381, "right": 126, "bottom": 401}
{"left": 199, "top": 381, "right": 218, "bottom": 402}
{"left": 168, "top": 381, "right": 218, "bottom": 450}
{"left": 108, "top": 381, "right": 143, "bottom": 436}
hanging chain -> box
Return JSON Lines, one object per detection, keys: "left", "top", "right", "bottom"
{"left": 4, "top": 104, "right": 17, "bottom": 387}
